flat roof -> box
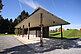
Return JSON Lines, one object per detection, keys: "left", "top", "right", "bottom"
{"left": 15, "top": 7, "right": 70, "bottom": 28}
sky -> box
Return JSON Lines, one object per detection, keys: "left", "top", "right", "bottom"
{"left": 1, "top": 0, "right": 81, "bottom": 30}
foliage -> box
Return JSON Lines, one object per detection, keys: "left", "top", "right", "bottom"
{"left": 55, "top": 28, "right": 58, "bottom": 32}
{"left": 0, "top": 10, "right": 29, "bottom": 34}
{"left": 0, "top": 18, "right": 14, "bottom": 34}
{"left": 17, "top": 10, "right": 29, "bottom": 23}
{"left": 14, "top": 19, "right": 18, "bottom": 26}
{"left": 0, "top": 0, "right": 4, "bottom": 10}
{"left": 49, "top": 30, "right": 56, "bottom": 33}
{"left": 50, "top": 29, "right": 81, "bottom": 39}
{"left": 0, "top": 0, "right": 28, "bottom": 34}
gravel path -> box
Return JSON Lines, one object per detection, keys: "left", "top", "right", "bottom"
{"left": 14, "top": 35, "right": 81, "bottom": 54}
{"left": 0, "top": 35, "right": 35, "bottom": 54}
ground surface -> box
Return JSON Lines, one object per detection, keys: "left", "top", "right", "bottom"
{"left": 0, "top": 35, "right": 35, "bottom": 54}
{"left": 0, "top": 34, "right": 15, "bottom": 35}
{"left": 14, "top": 35, "right": 81, "bottom": 54}
{"left": 1, "top": 35, "right": 81, "bottom": 54}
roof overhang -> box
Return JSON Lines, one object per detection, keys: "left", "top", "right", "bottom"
{"left": 15, "top": 7, "right": 70, "bottom": 29}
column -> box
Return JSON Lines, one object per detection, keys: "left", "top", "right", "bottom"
{"left": 40, "top": 13, "right": 43, "bottom": 47}
{"left": 17, "top": 28, "right": 19, "bottom": 36}
{"left": 28, "top": 23, "right": 30, "bottom": 39}
{"left": 19, "top": 27, "right": 21, "bottom": 36}
{"left": 22, "top": 25, "right": 24, "bottom": 37}
{"left": 61, "top": 24, "right": 63, "bottom": 39}
{"left": 36, "top": 30, "right": 37, "bottom": 37}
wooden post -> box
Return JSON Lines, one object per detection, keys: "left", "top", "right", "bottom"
{"left": 19, "top": 27, "right": 21, "bottom": 36}
{"left": 22, "top": 25, "right": 24, "bottom": 37}
{"left": 17, "top": 28, "right": 19, "bottom": 36}
{"left": 40, "top": 13, "right": 43, "bottom": 47}
{"left": 28, "top": 23, "right": 30, "bottom": 39}
{"left": 17, "top": 28, "right": 18, "bottom": 36}
{"left": 36, "top": 30, "right": 37, "bottom": 37}
{"left": 61, "top": 24, "right": 63, "bottom": 39}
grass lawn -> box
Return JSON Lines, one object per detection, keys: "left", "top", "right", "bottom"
{"left": 50, "top": 29, "right": 81, "bottom": 39}
{"left": 0, "top": 34, "right": 16, "bottom": 35}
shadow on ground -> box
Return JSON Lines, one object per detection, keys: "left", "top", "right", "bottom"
{"left": 50, "top": 33, "right": 60, "bottom": 36}
{"left": 0, "top": 38, "right": 81, "bottom": 54}
{"left": 0, "top": 45, "right": 34, "bottom": 54}
{"left": 28, "top": 38, "right": 81, "bottom": 53}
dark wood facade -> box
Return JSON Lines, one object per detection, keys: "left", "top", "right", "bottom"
{"left": 21, "top": 27, "right": 49, "bottom": 38}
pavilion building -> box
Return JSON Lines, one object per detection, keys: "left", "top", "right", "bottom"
{"left": 15, "top": 7, "right": 70, "bottom": 46}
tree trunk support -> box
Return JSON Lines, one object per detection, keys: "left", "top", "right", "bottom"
{"left": 61, "top": 24, "right": 63, "bottom": 39}
{"left": 22, "top": 25, "right": 24, "bottom": 37}
{"left": 19, "top": 27, "right": 21, "bottom": 36}
{"left": 40, "top": 13, "right": 43, "bottom": 47}
{"left": 36, "top": 30, "right": 37, "bottom": 37}
{"left": 28, "top": 23, "right": 30, "bottom": 39}
{"left": 17, "top": 28, "right": 19, "bottom": 36}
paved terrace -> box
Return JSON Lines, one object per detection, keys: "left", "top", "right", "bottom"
{"left": 14, "top": 35, "right": 81, "bottom": 54}
{"left": 0, "top": 35, "right": 35, "bottom": 54}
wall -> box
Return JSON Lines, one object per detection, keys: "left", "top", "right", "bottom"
{"left": 24, "top": 27, "right": 49, "bottom": 38}
{"left": 43, "top": 27, "right": 49, "bottom": 38}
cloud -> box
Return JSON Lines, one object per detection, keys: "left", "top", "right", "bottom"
{"left": 19, "top": 0, "right": 39, "bottom": 9}
{"left": 72, "top": 24, "right": 81, "bottom": 27}
{"left": 18, "top": 0, "right": 23, "bottom": 11}
{"left": 63, "top": 24, "right": 81, "bottom": 30}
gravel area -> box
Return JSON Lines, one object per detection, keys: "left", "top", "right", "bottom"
{"left": 14, "top": 35, "right": 81, "bottom": 54}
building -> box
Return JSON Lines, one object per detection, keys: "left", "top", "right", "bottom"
{"left": 15, "top": 7, "right": 70, "bottom": 46}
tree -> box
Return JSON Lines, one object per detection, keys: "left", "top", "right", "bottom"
{"left": 4, "top": 18, "right": 10, "bottom": 33}
{"left": 0, "top": 0, "right": 3, "bottom": 10}
{"left": 0, "top": 18, "right": 14, "bottom": 34}
{"left": 14, "top": 18, "right": 18, "bottom": 26}
{"left": 25, "top": 12, "right": 29, "bottom": 18}
{"left": 17, "top": 10, "right": 29, "bottom": 23}
{"left": 17, "top": 15, "right": 22, "bottom": 23}
{"left": 0, "top": 9, "right": 29, "bottom": 34}
{"left": 49, "top": 30, "right": 55, "bottom": 33}
{"left": 55, "top": 28, "right": 58, "bottom": 32}
{"left": 8, "top": 19, "right": 14, "bottom": 34}
{"left": 0, "top": 17, "right": 4, "bottom": 33}
{"left": 58, "top": 27, "right": 61, "bottom": 32}
{"left": 0, "top": 15, "right": 2, "bottom": 20}
{"left": 21, "top": 10, "right": 25, "bottom": 15}
{"left": 21, "top": 10, "right": 25, "bottom": 20}
{"left": 10, "top": 19, "right": 12, "bottom": 24}
{"left": 0, "top": 18, "right": 10, "bottom": 33}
